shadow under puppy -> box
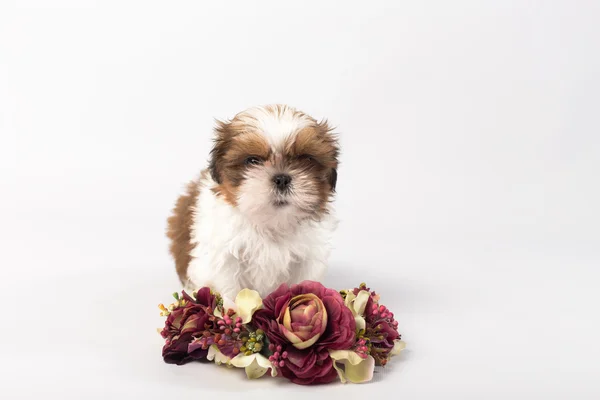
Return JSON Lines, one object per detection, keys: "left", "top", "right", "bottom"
{"left": 167, "top": 105, "right": 339, "bottom": 299}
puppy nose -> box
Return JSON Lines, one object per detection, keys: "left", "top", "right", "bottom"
{"left": 273, "top": 174, "right": 292, "bottom": 190}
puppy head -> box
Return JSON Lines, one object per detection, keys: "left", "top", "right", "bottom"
{"left": 209, "top": 105, "right": 338, "bottom": 227}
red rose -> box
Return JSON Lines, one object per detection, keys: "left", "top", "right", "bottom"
{"left": 253, "top": 281, "right": 355, "bottom": 385}
{"left": 160, "top": 288, "right": 217, "bottom": 365}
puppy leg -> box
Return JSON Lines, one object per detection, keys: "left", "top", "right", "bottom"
{"left": 166, "top": 180, "right": 199, "bottom": 286}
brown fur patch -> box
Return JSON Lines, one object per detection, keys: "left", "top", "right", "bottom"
{"left": 211, "top": 180, "right": 239, "bottom": 206}
{"left": 227, "top": 131, "right": 271, "bottom": 161}
{"left": 166, "top": 177, "right": 201, "bottom": 285}
{"left": 288, "top": 123, "right": 339, "bottom": 168}
{"left": 210, "top": 124, "right": 272, "bottom": 206}
{"left": 287, "top": 122, "right": 339, "bottom": 201}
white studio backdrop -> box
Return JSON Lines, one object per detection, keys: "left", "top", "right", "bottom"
{"left": 1, "top": 1, "right": 599, "bottom": 399}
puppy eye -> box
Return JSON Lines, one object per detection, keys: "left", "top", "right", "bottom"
{"left": 298, "top": 154, "right": 315, "bottom": 162}
{"left": 244, "top": 156, "right": 263, "bottom": 166}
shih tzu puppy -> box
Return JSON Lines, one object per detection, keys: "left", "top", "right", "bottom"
{"left": 166, "top": 105, "right": 339, "bottom": 299}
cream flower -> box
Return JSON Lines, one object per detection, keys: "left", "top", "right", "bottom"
{"left": 391, "top": 339, "right": 406, "bottom": 356}
{"left": 207, "top": 345, "right": 231, "bottom": 365}
{"left": 207, "top": 345, "right": 276, "bottom": 379}
{"left": 230, "top": 353, "right": 277, "bottom": 379}
{"left": 344, "top": 289, "right": 370, "bottom": 332}
{"left": 329, "top": 350, "right": 375, "bottom": 384}
{"left": 214, "top": 288, "right": 263, "bottom": 323}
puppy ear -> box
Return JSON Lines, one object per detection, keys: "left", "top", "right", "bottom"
{"left": 329, "top": 168, "right": 338, "bottom": 192}
{"left": 315, "top": 119, "right": 339, "bottom": 193}
{"left": 208, "top": 151, "right": 221, "bottom": 184}
{"left": 208, "top": 120, "right": 231, "bottom": 184}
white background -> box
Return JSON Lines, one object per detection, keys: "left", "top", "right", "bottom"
{"left": 1, "top": 1, "right": 599, "bottom": 399}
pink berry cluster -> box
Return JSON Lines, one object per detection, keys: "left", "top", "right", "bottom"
{"left": 371, "top": 303, "right": 399, "bottom": 329}
{"left": 198, "top": 308, "right": 248, "bottom": 357}
{"left": 268, "top": 344, "right": 288, "bottom": 368}
{"left": 218, "top": 314, "right": 243, "bottom": 334}
{"left": 353, "top": 337, "right": 370, "bottom": 359}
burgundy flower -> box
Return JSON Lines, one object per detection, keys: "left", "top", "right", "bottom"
{"left": 353, "top": 284, "right": 401, "bottom": 366}
{"left": 253, "top": 281, "right": 356, "bottom": 385}
{"left": 160, "top": 288, "right": 217, "bottom": 365}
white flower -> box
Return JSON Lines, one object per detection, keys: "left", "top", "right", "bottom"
{"left": 391, "top": 339, "right": 406, "bottom": 356}
{"left": 344, "top": 289, "right": 370, "bottom": 332}
{"left": 329, "top": 350, "right": 375, "bottom": 384}
{"left": 230, "top": 353, "right": 277, "bottom": 379}
{"left": 214, "top": 288, "right": 263, "bottom": 323}
{"left": 206, "top": 346, "right": 276, "bottom": 379}
{"left": 207, "top": 345, "right": 231, "bottom": 365}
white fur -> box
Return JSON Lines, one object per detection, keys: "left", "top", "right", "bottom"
{"left": 237, "top": 105, "right": 313, "bottom": 149}
{"left": 187, "top": 174, "right": 337, "bottom": 299}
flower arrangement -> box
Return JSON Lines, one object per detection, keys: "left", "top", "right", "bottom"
{"left": 157, "top": 281, "right": 405, "bottom": 385}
